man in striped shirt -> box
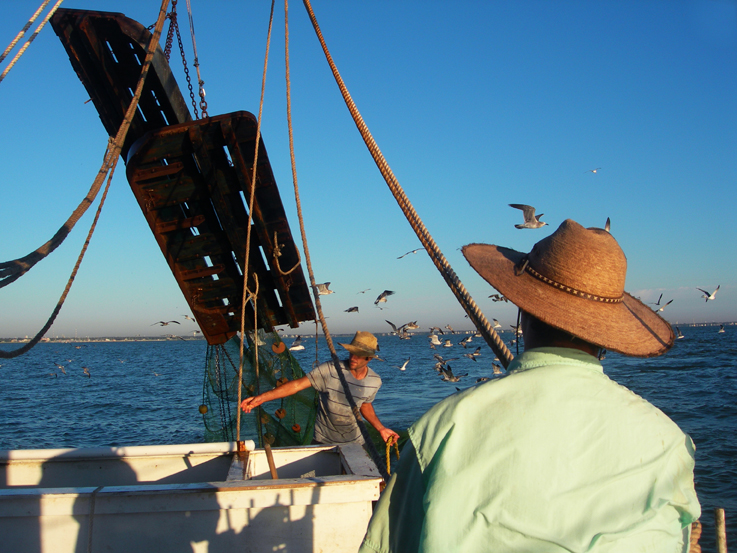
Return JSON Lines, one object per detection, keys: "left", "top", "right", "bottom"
{"left": 240, "top": 331, "right": 399, "bottom": 446}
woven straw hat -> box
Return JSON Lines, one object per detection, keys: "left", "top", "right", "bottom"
{"left": 462, "top": 219, "right": 674, "bottom": 358}
{"left": 339, "top": 331, "right": 378, "bottom": 357}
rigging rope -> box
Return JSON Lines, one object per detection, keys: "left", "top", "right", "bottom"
{"left": 0, "top": 0, "right": 52, "bottom": 65}
{"left": 0, "top": 0, "right": 65, "bottom": 84}
{"left": 301, "top": 0, "right": 514, "bottom": 368}
{"left": 184, "top": 0, "right": 208, "bottom": 118}
{"left": 285, "top": 0, "right": 389, "bottom": 479}
{"left": 236, "top": 0, "right": 276, "bottom": 443}
{"left": 0, "top": 0, "right": 172, "bottom": 358}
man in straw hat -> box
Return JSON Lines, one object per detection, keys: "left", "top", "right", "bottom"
{"left": 241, "top": 331, "right": 399, "bottom": 446}
{"left": 360, "top": 220, "right": 701, "bottom": 553}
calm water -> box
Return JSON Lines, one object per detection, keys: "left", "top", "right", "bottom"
{"left": 1, "top": 325, "right": 734, "bottom": 549}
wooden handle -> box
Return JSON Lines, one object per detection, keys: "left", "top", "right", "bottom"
{"left": 715, "top": 508, "right": 727, "bottom": 553}
{"left": 264, "top": 443, "right": 279, "bottom": 479}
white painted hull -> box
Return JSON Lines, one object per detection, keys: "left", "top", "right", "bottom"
{"left": 0, "top": 442, "right": 382, "bottom": 552}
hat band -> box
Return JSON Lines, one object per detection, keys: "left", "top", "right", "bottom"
{"left": 516, "top": 256, "right": 623, "bottom": 304}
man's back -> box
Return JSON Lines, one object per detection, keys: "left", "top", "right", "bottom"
{"left": 361, "top": 347, "right": 700, "bottom": 552}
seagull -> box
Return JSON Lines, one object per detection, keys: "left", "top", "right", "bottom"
{"left": 356, "top": 288, "right": 371, "bottom": 294}
{"left": 676, "top": 327, "right": 685, "bottom": 339}
{"left": 374, "top": 290, "right": 395, "bottom": 307}
{"left": 344, "top": 306, "right": 359, "bottom": 313}
{"left": 697, "top": 285, "right": 720, "bottom": 302}
{"left": 397, "top": 248, "right": 425, "bottom": 259}
{"left": 443, "top": 339, "right": 453, "bottom": 348}
{"left": 585, "top": 168, "right": 602, "bottom": 173}
{"left": 656, "top": 299, "right": 673, "bottom": 313}
{"left": 492, "top": 363, "right": 504, "bottom": 375}
{"left": 429, "top": 326, "right": 444, "bottom": 335}
{"left": 54, "top": 363, "right": 67, "bottom": 375}
{"left": 315, "top": 282, "right": 334, "bottom": 295}
{"left": 651, "top": 293, "right": 663, "bottom": 306}
{"left": 718, "top": 325, "right": 725, "bottom": 333}
{"left": 439, "top": 364, "right": 468, "bottom": 383}
{"left": 289, "top": 336, "right": 305, "bottom": 351}
{"left": 82, "top": 367, "right": 91, "bottom": 378}
{"left": 444, "top": 324, "right": 455, "bottom": 334}
{"left": 151, "top": 321, "right": 180, "bottom": 326}
{"left": 458, "top": 336, "right": 473, "bottom": 348}
{"left": 492, "top": 319, "right": 502, "bottom": 329}
{"left": 182, "top": 315, "right": 196, "bottom": 321}
{"left": 393, "top": 358, "right": 410, "bottom": 371}
{"left": 509, "top": 204, "right": 548, "bottom": 229}
{"left": 489, "top": 294, "right": 509, "bottom": 303}
{"left": 428, "top": 334, "right": 442, "bottom": 346}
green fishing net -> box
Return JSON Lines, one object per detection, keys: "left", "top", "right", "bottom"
{"left": 201, "top": 330, "right": 317, "bottom": 447}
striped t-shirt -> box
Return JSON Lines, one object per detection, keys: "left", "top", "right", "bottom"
{"left": 307, "top": 359, "right": 382, "bottom": 445}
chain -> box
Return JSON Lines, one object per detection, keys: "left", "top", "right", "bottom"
{"left": 163, "top": 0, "right": 176, "bottom": 60}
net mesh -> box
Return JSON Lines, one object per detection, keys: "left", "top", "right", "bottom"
{"left": 201, "top": 330, "right": 317, "bottom": 447}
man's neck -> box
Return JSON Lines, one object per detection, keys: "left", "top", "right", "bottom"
{"left": 349, "top": 364, "right": 369, "bottom": 380}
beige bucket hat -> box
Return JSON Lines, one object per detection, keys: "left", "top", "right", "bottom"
{"left": 339, "top": 331, "right": 379, "bottom": 357}
{"left": 462, "top": 219, "right": 674, "bottom": 358}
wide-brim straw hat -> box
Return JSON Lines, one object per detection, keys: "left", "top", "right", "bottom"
{"left": 462, "top": 219, "right": 674, "bottom": 358}
{"left": 339, "top": 331, "right": 378, "bottom": 357}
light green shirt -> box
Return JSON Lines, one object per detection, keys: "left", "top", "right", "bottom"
{"left": 360, "top": 347, "right": 700, "bottom": 553}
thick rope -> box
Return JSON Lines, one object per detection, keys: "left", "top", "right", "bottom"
{"left": 0, "top": 0, "right": 65, "bottom": 84}
{"left": 301, "top": 0, "right": 513, "bottom": 368}
{"left": 0, "top": 0, "right": 171, "bottom": 358}
{"left": 237, "top": 0, "right": 276, "bottom": 443}
{"left": 286, "top": 0, "right": 389, "bottom": 479}
{"left": 0, "top": 0, "right": 52, "bottom": 65}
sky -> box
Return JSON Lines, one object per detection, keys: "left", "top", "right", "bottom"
{"left": 0, "top": 0, "right": 735, "bottom": 339}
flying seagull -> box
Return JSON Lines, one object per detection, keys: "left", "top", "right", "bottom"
{"left": 397, "top": 248, "right": 425, "bottom": 259}
{"left": 676, "top": 327, "right": 685, "bottom": 339}
{"left": 393, "top": 357, "right": 411, "bottom": 371}
{"left": 315, "top": 282, "right": 334, "bottom": 296}
{"left": 718, "top": 325, "right": 725, "bottom": 333}
{"left": 289, "top": 336, "right": 305, "bottom": 351}
{"left": 656, "top": 299, "right": 673, "bottom": 313}
{"left": 151, "top": 321, "right": 180, "bottom": 326}
{"left": 374, "top": 290, "right": 395, "bottom": 307}
{"left": 344, "top": 306, "right": 359, "bottom": 313}
{"left": 182, "top": 314, "right": 196, "bottom": 321}
{"left": 697, "top": 285, "right": 720, "bottom": 302}
{"left": 585, "top": 168, "right": 602, "bottom": 173}
{"left": 356, "top": 288, "right": 371, "bottom": 294}
{"left": 492, "top": 318, "right": 501, "bottom": 329}
{"left": 604, "top": 217, "right": 611, "bottom": 233}
{"left": 509, "top": 204, "right": 548, "bottom": 229}
{"left": 651, "top": 293, "right": 663, "bottom": 306}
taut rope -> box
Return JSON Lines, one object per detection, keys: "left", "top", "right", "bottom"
{"left": 236, "top": 0, "right": 276, "bottom": 443}
{"left": 301, "top": 0, "right": 513, "bottom": 368}
{"left": 285, "top": 0, "right": 389, "bottom": 479}
{"left": 0, "top": 0, "right": 65, "bottom": 84}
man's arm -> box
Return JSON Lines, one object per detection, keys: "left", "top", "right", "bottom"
{"left": 240, "top": 375, "right": 312, "bottom": 413}
{"left": 360, "top": 402, "right": 400, "bottom": 444}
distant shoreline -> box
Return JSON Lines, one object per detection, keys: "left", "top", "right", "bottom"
{"left": 1, "top": 321, "right": 733, "bottom": 343}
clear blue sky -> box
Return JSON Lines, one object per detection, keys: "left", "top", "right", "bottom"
{"left": 1, "top": 0, "right": 735, "bottom": 339}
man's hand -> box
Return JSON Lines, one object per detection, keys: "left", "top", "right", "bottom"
{"left": 240, "top": 396, "right": 263, "bottom": 414}
{"left": 380, "top": 427, "right": 400, "bottom": 445}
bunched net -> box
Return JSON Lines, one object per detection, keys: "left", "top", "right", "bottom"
{"left": 201, "top": 330, "right": 317, "bottom": 447}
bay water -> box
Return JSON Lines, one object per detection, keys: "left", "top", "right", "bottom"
{"left": 1, "top": 324, "right": 734, "bottom": 550}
